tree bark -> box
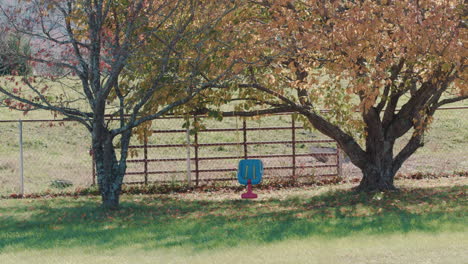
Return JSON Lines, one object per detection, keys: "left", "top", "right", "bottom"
{"left": 92, "top": 124, "right": 128, "bottom": 209}
{"left": 353, "top": 108, "right": 399, "bottom": 191}
{"left": 303, "top": 106, "right": 402, "bottom": 192}
{"left": 356, "top": 163, "right": 397, "bottom": 192}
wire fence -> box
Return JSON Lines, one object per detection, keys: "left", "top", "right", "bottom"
{"left": 0, "top": 119, "right": 92, "bottom": 195}
{"left": 0, "top": 113, "right": 342, "bottom": 195}
{"left": 1, "top": 106, "right": 467, "bottom": 196}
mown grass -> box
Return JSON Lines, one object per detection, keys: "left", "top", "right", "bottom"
{"left": 0, "top": 179, "right": 466, "bottom": 263}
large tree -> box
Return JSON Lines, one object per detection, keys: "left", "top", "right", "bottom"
{"left": 207, "top": 0, "right": 467, "bottom": 191}
{"left": 0, "top": 0, "right": 239, "bottom": 208}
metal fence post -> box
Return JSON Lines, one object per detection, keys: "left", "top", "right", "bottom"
{"left": 291, "top": 115, "right": 296, "bottom": 179}
{"left": 194, "top": 116, "right": 199, "bottom": 186}
{"left": 243, "top": 120, "right": 248, "bottom": 159}
{"left": 143, "top": 131, "right": 148, "bottom": 185}
{"left": 337, "top": 144, "right": 343, "bottom": 179}
{"left": 18, "top": 120, "right": 24, "bottom": 196}
{"left": 186, "top": 126, "right": 192, "bottom": 187}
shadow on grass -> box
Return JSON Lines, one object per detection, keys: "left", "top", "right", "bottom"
{"left": 0, "top": 185, "right": 465, "bottom": 252}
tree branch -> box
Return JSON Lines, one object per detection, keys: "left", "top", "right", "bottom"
{"left": 392, "top": 132, "right": 423, "bottom": 174}
{"left": 238, "top": 83, "right": 299, "bottom": 108}
{"left": 376, "top": 59, "right": 405, "bottom": 113}
{"left": 0, "top": 85, "right": 92, "bottom": 129}
{"left": 436, "top": 95, "right": 468, "bottom": 108}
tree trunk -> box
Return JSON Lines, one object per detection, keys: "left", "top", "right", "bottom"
{"left": 96, "top": 155, "right": 125, "bottom": 209}
{"left": 100, "top": 175, "right": 122, "bottom": 209}
{"left": 351, "top": 107, "right": 399, "bottom": 192}
{"left": 92, "top": 128, "right": 128, "bottom": 209}
{"left": 356, "top": 165, "right": 397, "bottom": 192}
{"left": 355, "top": 136, "right": 399, "bottom": 192}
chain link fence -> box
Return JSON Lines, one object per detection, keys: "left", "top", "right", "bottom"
{"left": 0, "top": 114, "right": 341, "bottom": 196}
{"left": 1, "top": 107, "right": 467, "bottom": 196}
{"left": 0, "top": 120, "right": 92, "bottom": 195}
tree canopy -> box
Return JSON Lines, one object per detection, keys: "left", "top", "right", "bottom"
{"left": 0, "top": 0, "right": 241, "bottom": 208}
{"left": 202, "top": 0, "right": 467, "bottom": 190}
{"left": 0, "top": 0, "right": 466, "bottom": 204}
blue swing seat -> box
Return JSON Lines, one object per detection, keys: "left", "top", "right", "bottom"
{"left": 237, "top": 159, "right": 263, "bottom": 185}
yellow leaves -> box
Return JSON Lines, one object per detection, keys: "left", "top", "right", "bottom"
{"left": 412, "top": 110, "right": 434, "bottom": 134}
{"left": 65, "top": 16, "right": 72, "bottom": 25}
{"left": 266, "top": 74, "right": 276, "bottom": 85}
{"left": 288, "top": 61, "right": 296, "bottom": 73}
{"left": 441, "top": 62, "right": 453, "bottom": 73}
{"left": 134, "top": 121, "right": 153, "bottom": 144}
{"left": 289, "top": 80, "right": 301, "bottom": 89}
{"left": 459, "top": 86, "right": 468, "bottom": 96}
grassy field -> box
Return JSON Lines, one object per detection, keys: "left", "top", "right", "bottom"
{"left": 0, "top": 177, "right": 466, "bottom": 263}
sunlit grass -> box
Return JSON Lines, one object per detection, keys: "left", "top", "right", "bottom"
{"left": 1, "top": 232, "right": 466, "bottom": 264}
{"left": 0, "top": 180, "right": 466, "bottom": 263}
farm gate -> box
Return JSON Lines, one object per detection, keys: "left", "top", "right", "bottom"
{"left": 93, "top": 113, "right": 343, "bottom": 186}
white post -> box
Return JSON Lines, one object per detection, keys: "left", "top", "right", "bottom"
{"left": 186, "top": 127, "right": 192, "bottom": 187}
{"left": 18, "top": 120, "right": 24, "bottom": 196}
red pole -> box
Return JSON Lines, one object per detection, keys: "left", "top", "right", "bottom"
{"left": 241, "top": 179, "right": 258, "bottom": 199}
{"left": 243, "top": 120, "right": 248, "bottom": 160}
{"left": 194, "top": 116, "right": 199, "bottom": 186}
{"left": 337, "top": 144, "right": 343, "bottom": 178}
{"left": 292, "top": 115, "right": 296, "bottom": 180}
{"left": 144, "top": 131, "right": 148, "bottom": 185}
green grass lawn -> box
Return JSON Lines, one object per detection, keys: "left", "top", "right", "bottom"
{"left": 0, "top": 178, "right": 466, "bottom": 263}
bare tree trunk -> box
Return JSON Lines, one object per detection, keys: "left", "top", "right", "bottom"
{"left": 356, "top": 163, "right": 397, "bottom": 191}
{"left": 92, "top": 123, "right": 129, "bottom": 209}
